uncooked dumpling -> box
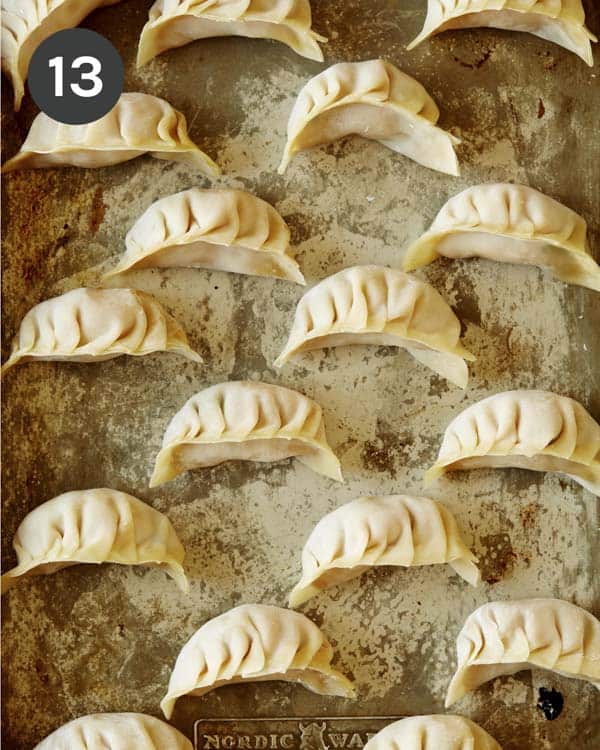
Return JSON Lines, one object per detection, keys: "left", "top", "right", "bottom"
{"left": 364, "top": 715, "right": 502, "bottom": 750}
{"left": 275, "top": 265, "right": 475, "bottom": 389}
{"left": 446, "top": 598, "right": 600, "bottom": 706}
{"left": 408, "top": 0, "right": 597, "bottom": 67}
{"left": 106, "top": 187, "right": 305, "bottom": 284}
{"left": 403, "top": 183, "right": 600, "bottom": 291}
{"left": 2, "top": 92, "right": 219, "bottom": 175}
{"left": 34, "top": 713, "right": 192, "bottom": 750}
{"left": 1, "top": 489, "right": 188, "bottom": 593}
{"left": 160, "top": 603, "right": 355, "bottom": 719}
{"left": 426, "top": 390, "right": 600, "bottom": 495}
{"left": 279, "top": 59, "right": 460, "bottom": 175}
{"left": 289, "top": 495, "right": 480, "bottom": 607}
{"left": 1, "top": 0, "right": 121, "bottom": 111}
{"left": 151, "top": 380, "right": 342, "bottom": 485}
{"left": 1, "top": 287, "right": 201, "bottom": 374}
{"left": 138, "top": 0, "right": 326, "bottom": 66}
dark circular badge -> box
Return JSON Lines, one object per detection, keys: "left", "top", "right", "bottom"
{"left": 28, "top": 28, "right": 124, "bottom": 125}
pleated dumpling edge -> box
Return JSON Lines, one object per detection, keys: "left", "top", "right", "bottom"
{"left": 289, "top": 495, "right": 481, "bottom": 607}
{"left": 445, "top": 598, "right": 600, "bottom": 707}
{"left": 2, "top": 489, "right": 189, "bottom": 594}
{"left": 1, "top": 287, "right": 202, "bottom": 374}
{"left": 403, "top": 183, "right": 600, "bottom": 292}
{"left": 426, "top": 390, "right": 600, "bottom": 496}
{"left": 150, "top": 380, "right": 343, "bottom": 485}
{"left": 137, "top": 0, "right": 326, "bottom": 66}
{"left": 275, "top": 265, "right": 475, "bottom": 389}
{"left": 106, "top": 187, "right": 305, "bottom": 284}
{"left": 278, "top": 59, "right": 461, "bottom": 176}
{"left": 160, "top": 604, "right": 355, "bottom": 719}
{"left": 407, "top": 0, "right": 597, "bottom": 67}
{"left": 2, "top": 92, "right": 220, "bottom": 175}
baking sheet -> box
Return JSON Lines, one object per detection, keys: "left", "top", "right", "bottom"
{"left": 1, "top": 1, "right": 599, "bottom": 748}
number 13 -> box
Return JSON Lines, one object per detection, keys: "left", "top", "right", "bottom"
{"left": 49, "top": 56, "right": 103, "bottom": 98}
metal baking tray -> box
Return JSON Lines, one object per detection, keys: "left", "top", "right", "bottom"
{"left": 2, "top": 1, "right": 599, "bottom": 748}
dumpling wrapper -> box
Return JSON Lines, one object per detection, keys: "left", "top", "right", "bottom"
{"left": 137, "top": 0, "right": 326, "bottom": 67}
{"left": 1, "top": 0, "right": 122, "bottom": 111}
{"left": 289, "top": 495, "right": 480, "bottom": 607}
{"left": 160, "top": 603, "right": 355, "bottom": 719}
{"left": 426, "top": 390, "right": 600, "bottom": 496}
{"left": 275, "top": 265, "right": 475, "bottom": 389}
{"left": 446, "top": 598, "right": 600, "bottom": 706}
{"left": 403, "top": 183, "right": 600, "bottom": 292}
{"left": 1, "top": 287, "right": 201, "bottom": 374}
{"left": 34, "top": 713, "right": 192, "bottom": 750}
{"left": 408, "top": 0, "right": 597, "bottom": 67}
{"left": 279, "top": 59, "right": 461, "bottom": 176}
{"left": 106, "top": 187, "right": 305, "bottom": 284}
{"left": 364, "top": 715, "right": 502, "bottom": 750}
{"left": 151, "top": 380, "right": 342, "bottom": 485}
{"left": 1, "top": 92, "right": 219, "bottom": 175}
{"left": 1, "top": 489, "right": 188, "bottom": 594}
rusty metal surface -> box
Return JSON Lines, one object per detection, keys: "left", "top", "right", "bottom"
{"left": 1, "top": 1, "right": 599, "bottom": 748}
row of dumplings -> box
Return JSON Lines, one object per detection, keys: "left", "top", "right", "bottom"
{"left": 3, "top": 180, "right": 599, "bottom": 381}
{"left": 7, "top": 180, "right": 598, "bottom": 292}
{"left": 3, "top": 59, "right": 462, "bottom": 177}
{"left": 6, "top": 53, "right": 599, "bottom": 179}
{"left": 4, "top": 335, "right": 600, "bottom": 488}
{"left": 3, "top": 0, "right": 597, "bottom": 112}
{"left": 32, "top": 712, "right": 504, "bottom": 749}
{"left": 107, "top": 182, "right": 600, "bottom": 292}
{"left": 3, "top": 384, "right": 599, "bottom": 594}
{"left": 1, "top": 489, "right": 479, "bottom": 594}
{"left": 29, "top": 595, "right": 600, "bottom": 748}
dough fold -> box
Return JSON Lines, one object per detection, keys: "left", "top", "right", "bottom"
{"left": 34, "top": 713, "right": 192, "bottom": 750}
{"left": 1, "top": 287, "right": 201, "bottom": 373}
{"left": 289, "top": 495, "right": 480, "bottom": 607}
{"left": 408, "top": 0, "right": 597, "bottom": 67}
{"left": 446, "top": 598, "right": 600, "bottom": 706}
{"left": 276, "top": 265, "right": 474, "bottom": 389}
{"left": 426, "top": 390, "right": 600, "bottom": 496}
{"left": 151, "top": 380, "right": 343, "bottom": 485}
{"left": 404, "top": 183, "right": 600, "bottom": 291}
{"left": 161, "top": 604, "right": 355, "bottom": 719}
{"left": 2, "top": 93, "right": 219, "bottom": 175}
{"left": 107, "top": 187, "right": 305, "bottom": 284}
{"left": 138, "top": 0, "right": 326, "bottom": 66}
{"left": 2, "top": 489, "right": 188, "bottom": 594}
{"left": 279, "top": 59, "right": 460, "bottom": 176}
{"left": 1, "top": 0, "right": 122, "bottom": 110}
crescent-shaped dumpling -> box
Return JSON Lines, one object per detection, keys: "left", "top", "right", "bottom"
{"left": 278, "top": 59, "right": 461, "bottom": 176}
{"left": 106, "top": 187, "right": 305, "bottom": 284}
{"left": 275, "top": 265, "right": 475, "bottom": 389}
{"left": 445, "top": 598, "right": 600, "bottom": 707}
{"left": 364, "top": 715, "right": 502, "bottom": 750}
{"left": 426, "top": 390, "right": 600, "bottom": 495}
{"left": 407, "top": 0, "right": 597, "bottom": 66}
{"left": 1, "top": 287, "right": 201, "bottom": 374}
{"left": 151, "top": 380, "right": 342, "bottom": 485}
{"left": 34, "top": 712, "right": 192, "bottom": 750}
{"left": 1, "top": 92, "right": 220, "bottom": 175}
{"left": 1, "top": 489, "right": 188, "bottom": 594}
{"left": 160, "top": 603, "right": 355, "bottom": 719}
{"left": 137, "top": 0, "right": 326, "bottom": 67}
{"left": 403, "top": 184, "right": 600, "bottom": 292}
{"left": 1, "top": 0, "right": 122, "bottom": 111}
{"left": 289, "top": 495, "right": 480, "bottom": 607}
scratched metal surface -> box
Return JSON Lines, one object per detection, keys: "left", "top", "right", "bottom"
{"left": 1, "top": 1, "right": 599, "bottom": 748}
